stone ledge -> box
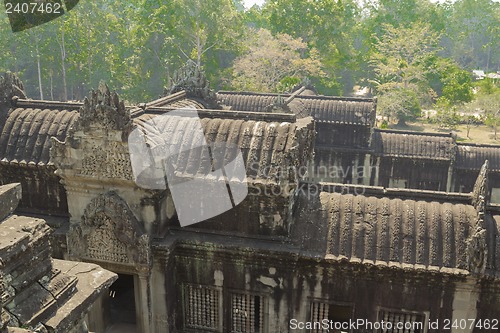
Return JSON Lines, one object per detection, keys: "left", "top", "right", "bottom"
{"left": 41, "top": 260, "right": 117, "bottom": 333}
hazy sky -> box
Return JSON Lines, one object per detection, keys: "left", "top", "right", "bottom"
{"left": 243, "top": 0, "right": 266, "bottom": 9}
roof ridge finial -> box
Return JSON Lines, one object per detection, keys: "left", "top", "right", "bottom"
{"left": 165, "top": 61, "right": 219, "bottom": 108}
{"left": 471, "top": 160, "right": 489, "bottom": 214}
{"left": 0, "top": 71, "right": 27, "bottom": 104}
{"left": 74, "top": 81, "right": 130, "bottom": 133}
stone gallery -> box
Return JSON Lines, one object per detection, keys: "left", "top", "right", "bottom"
{"left": 1, "top": 65, "right": 500, "bottom": 333}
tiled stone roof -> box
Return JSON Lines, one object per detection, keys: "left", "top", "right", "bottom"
{"left": 320, "top": 191, "right": 477, "bottom": 273}
{"left": 0, "top": 100, "right": 79, "bottom": 166}
{"left": 134, "top": 108, "right": 313, "bottom": 183}
{"left": 372, "top": 129, "right": 456, "bottom": 160}
{"left": 217, "top": 91, "right": 376, "bottom": 125}
{"left": 457, "top": 143, "right": 500, "bottom": 171}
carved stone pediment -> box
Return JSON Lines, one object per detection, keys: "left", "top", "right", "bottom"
{"left": 472, "top": 160, "right": 489, "bottom": 214}
{"left": 50, "top": 82, "right": 134, "bottom": 181}
{"left": 467, "top": 160, "right": 489, "bottom": 275}
{"left": 73, "top": 81, "right": 131, "bottom": 133}
{"left": 68, "top": 192, "right": 150, "bottom": 272}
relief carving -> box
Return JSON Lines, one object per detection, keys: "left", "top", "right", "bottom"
{"left": 467, "top": 160, "right": 489, "bottom": 275}
{"left": 50, "top": 82, "right": 134, "bottom": 181}
{"left": 77, "top": 142, "right": 133, "bottom": 180}
{"left": 466, "top": 226, "right": 487, "bottom": 275}
{"left": 68, "top": 192, "right": 150, "bottom": 270}
{"left": 165, "top": 61, "right": 219, "bottom": 108}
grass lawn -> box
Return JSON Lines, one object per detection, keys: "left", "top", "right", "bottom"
{"left": 383, "top": 120, "right": 500, "bottom": 145}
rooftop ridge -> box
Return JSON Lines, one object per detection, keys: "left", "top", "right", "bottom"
{"left": 217, "top": 90, "right": 375, "bottom": 102}
{"left": 315, "top": 182, "right": 472, "bottom": 203}
{"left": 14, "top": 98, "right": 83, "bottom": 109}
{"left": 144, "top": 90, "right": 187, "bottom": 107}
{"left": 141, "top": 106, "right": 297, "bottom": 123}
{"left": 374, "top": 128, "right": 456, "bottom": 138}
{"left": 458, "top": 142, "right": 500, "bottom": 148}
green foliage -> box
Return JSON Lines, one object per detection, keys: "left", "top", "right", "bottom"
{"left": 230, "top": 29, "right": 324, "bottom": 92}
{"left": 434, "top": 62, "right": 473, "bottom": 106}
{"left": 475, "top": 78, "right": 500, "bottom": 96}
{"left": 465, "top": 93, "right": 500, "bottom": 139}
{"left": 263, "top": 0, "right": 361, "bottom": 94}
{"left": 446, "top": 0, "right": 500, "bottom": 71}
{"left": 434, "top": 107, "right": 461, "bottom": 130}
{"left": 378, "top": 88, "right": 422, "bottom": 125}
{"left": 276, "top": 76, "right": 301, "bottom": 93}
{"left": 371, "top": 22, "right": 441, "bottom": 104}
{"left": 0, "top": 0, "right": 497, "bottom": 104}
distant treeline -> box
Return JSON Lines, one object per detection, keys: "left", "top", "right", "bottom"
{"left": 0, "top": 0, "right": 498, "bottom": 105}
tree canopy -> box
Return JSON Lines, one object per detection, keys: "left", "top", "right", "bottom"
{"left": 0, "top": 0, "right": 497, "bottom": 109}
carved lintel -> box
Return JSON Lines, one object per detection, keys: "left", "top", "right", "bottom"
{"left": 73, "top": 81, "right": 131, "bottom": 133}
{"left": 165, "top": 61, "right": 219, "bottom": 108}
{"left": 0, "top": 71, "right": 27, "bottom": 104}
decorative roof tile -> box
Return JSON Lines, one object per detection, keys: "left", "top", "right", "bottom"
{"left": 372, "top": 129, "right": 455, "bottom": 160}
{"left": 321, "top": 191, "right": 477, "bottom": 271}
{"left": 217, "top": 91, "right": 376, "bottom": 125}
{"left": 0, "top": 101, "right": 79, "bottom": 166}
{"left": 133, "top": 109, "right": 312, "bottom": 183}
{"left": 457, "top": 143, "right": 500, "bottom": 171}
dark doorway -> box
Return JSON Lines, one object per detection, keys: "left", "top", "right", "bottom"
{"left": 109, "top": 274, "right": 137, "bottom": 325}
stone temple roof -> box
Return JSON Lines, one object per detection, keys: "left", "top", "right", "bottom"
{"left": 133, "top": 90, "right": 208, "bottom": 112}
{"left": 320, "top": 191, "right": 475, "bottom": 274}
{"left": 133, "top": 107, "right": 313, "bottom": 183}
{"left": 0, "top": 90, "right": 204, "bottom": 168}
{"left": 217, "top": 91, "right": 376, "bottom": 126}
{"left": 457, "top": 143, "right": 500, "bottom": 171}
{"left": 372, "top": 129, "right": 456, "bottom": 160}
{"left": 0, "top": 100, "right": 79, "bottom": 166}
{"left": 0, "top": 85, "right": 314, "bottom": 194}
{"left": 294, "top": 178, "right": 495, "bottom": 275}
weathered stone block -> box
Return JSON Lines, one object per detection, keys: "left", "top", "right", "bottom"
{"left": 0, "top": 183, "right": 21, "bottom": 221}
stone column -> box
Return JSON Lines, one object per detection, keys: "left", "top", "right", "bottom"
{"left": 86, "top": 292, "right": 110, "bottom": 333}
{"left": 451, "top": 277, "right": 480, "bottom": 333}
{"left": 135, "top": 274, "right": 152, "bottom": 333}
{"left": 363, "top": 154, "right": 371, "bottom": 186}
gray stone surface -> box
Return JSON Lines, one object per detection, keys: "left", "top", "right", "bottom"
{"left": 0, "top": 183, "right": 117, "bottom": 333}
{"left": 0, "top": 183, "right": 21, "bottom": 221}
{"left": 42, "top": 260, "right": 117, "bottom": 332}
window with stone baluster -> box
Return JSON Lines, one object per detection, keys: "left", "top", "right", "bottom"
{"left": 377, "top": 308, "right": 428, "bottom": 333}
{"left": 229, "top": 292, "right": 266, "bottom": 333}
{"left": 183, "top": 284, "right": 222, "bottom": 331}
{"left": 309, "top": 300, "right": 354, "bottom": 333}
